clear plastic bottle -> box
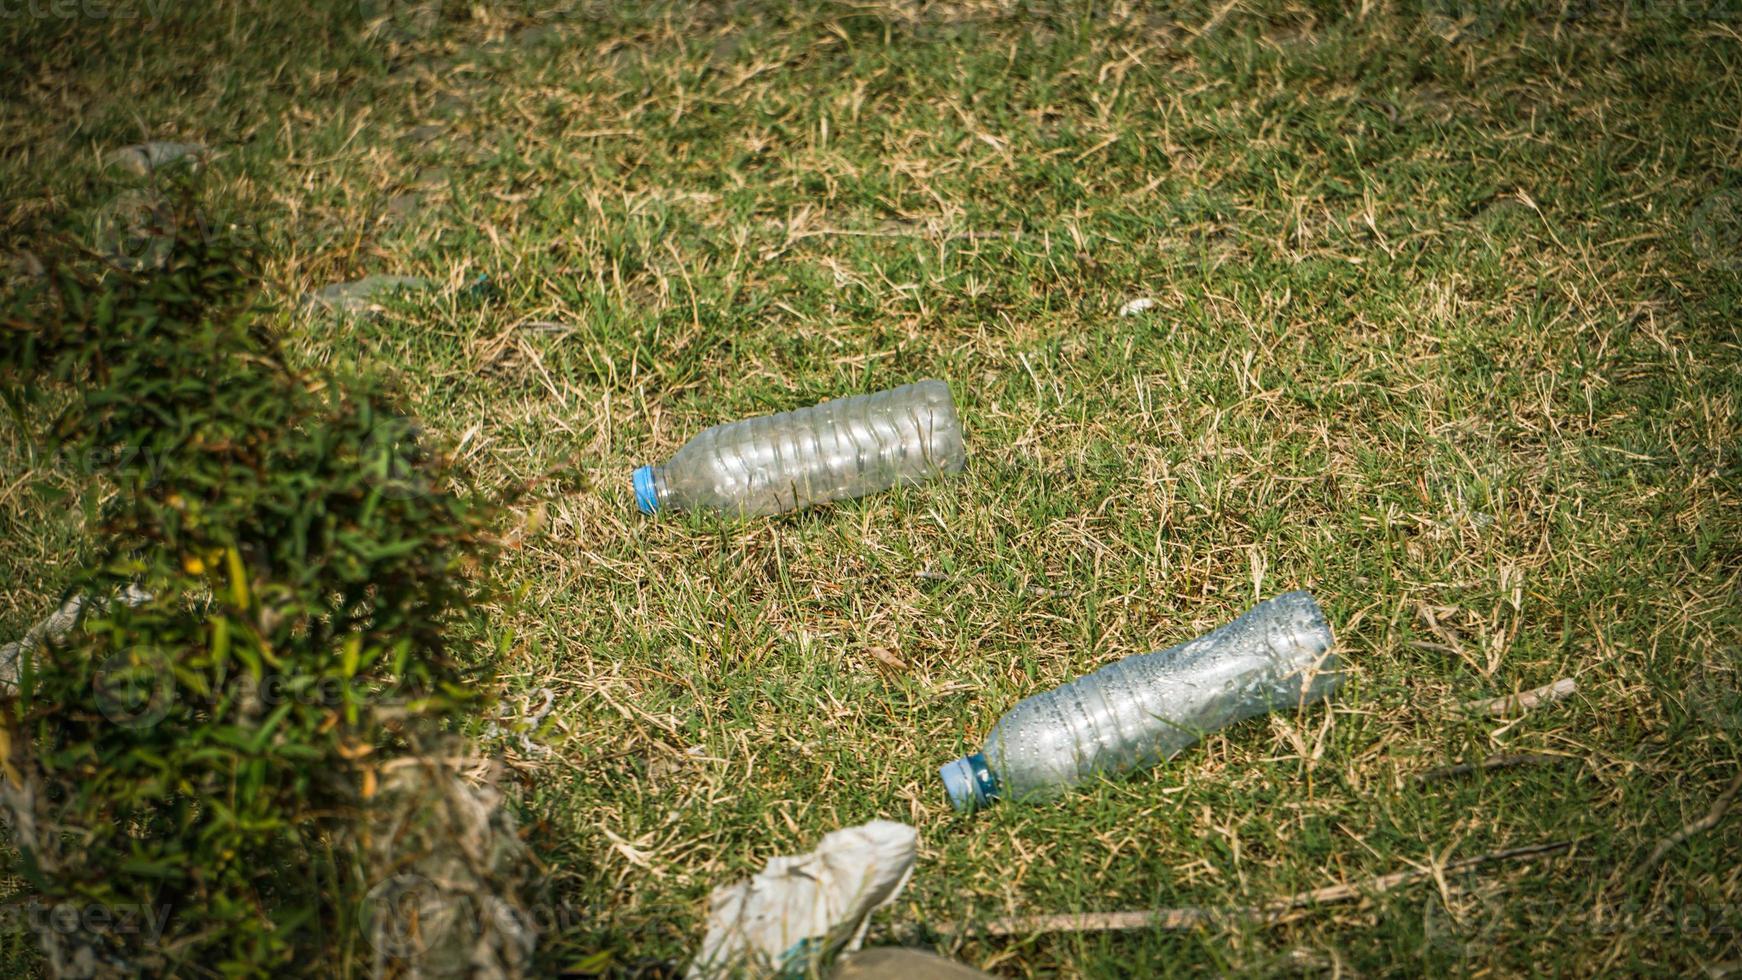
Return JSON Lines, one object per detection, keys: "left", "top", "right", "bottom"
{"left": 632, "top": 380, "right": 965, "bottom": 517}
{"left": 940, "top": 591, "right": 1340, "bottom": 811}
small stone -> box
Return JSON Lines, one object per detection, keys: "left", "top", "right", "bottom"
{"left": 1118, "top": 296, "right": 1157, "bottom": 317}
{"left": 511, "top": 23, "right": 562, "bottom": 47}
{"left": 708, "top": 32, "right": 743, "bottom": 67}
{"left": 431, "top": 93, "right": 469, "bottom": 119}
{"left": 7, "top": 250, "right": 45, "bottom": 280}
{"left": 834, "top": 948, "right": 993, "bottom": 980}
{"left": 413, "top": 166, "right": 452, "bottom": 187}
{"left": 1476, "top": 198, "right": 1534, "bottom": 230}
{"left": 384, "top": 193, "right": 422, "bottom": 222}
{"left": 108, "top": 141, "right": 205, "bottom": 175}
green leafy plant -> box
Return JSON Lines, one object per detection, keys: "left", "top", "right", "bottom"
{"left": 0, "top": 188, "right": 515, "bottom": 977}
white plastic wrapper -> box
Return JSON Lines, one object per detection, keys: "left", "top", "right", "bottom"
{"left": 0, "top": 586, "right": 153, "bottom": 686}
{"left": 688, "top": 820, "right": 917, "bottom": 979}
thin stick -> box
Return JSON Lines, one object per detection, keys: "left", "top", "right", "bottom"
{"left": 1417, "top": 752, "right": 1567, "bottom": 783}
{"left": 970, "top": 840, "right": 1576, "bottom": 936}
{"left": 1463, "top": 678, "right": 1576, "bottom": 717}
{"left": 1634, "top": 769, "right": 1742, "bottom": 877}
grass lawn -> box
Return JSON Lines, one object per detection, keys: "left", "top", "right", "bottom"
{"left": 3, "top": 1, "right": 1740, "bottom": 975}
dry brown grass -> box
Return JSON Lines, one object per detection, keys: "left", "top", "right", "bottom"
{"left": 3, "top": 0, "right": 1740, "bottom": 975}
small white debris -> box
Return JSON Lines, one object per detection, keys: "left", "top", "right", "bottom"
{"left": 301, "top": 275, "right": 432, "bottom": 316}
{"left": 1118, "top": 297, "right": 1157, "bottom": 317}
{"left": 690, "top": 820, "right": 917, "bottom": 978}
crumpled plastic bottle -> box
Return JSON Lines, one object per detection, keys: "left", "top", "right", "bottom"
{"left": 941, "top": 591, "right": 1341, "bottom": 811}
{"left": 633, "top": 380, "right": 965, "bottom": 517}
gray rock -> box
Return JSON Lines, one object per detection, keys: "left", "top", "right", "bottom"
{"left": 384, "top": 193, "right": 423, "bottom": 223}
{"left": 108, "top": 141, "right": 205, "bottom": 175}
{"left": 833, "top": 949, "right": 992, "bottom": 980}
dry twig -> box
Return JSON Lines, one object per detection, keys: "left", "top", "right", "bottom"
{"left": 966, "top": 840, "right": 1576, "bottom": 936}
{"left": 1463, "top": 678, "right": 1576, "bottom": 717}
{"left": 1417, "top": 752, "right": 1568, "bottom": 783}
{"left": 1633, "top": 769, "right": 1742, "bottom": 878}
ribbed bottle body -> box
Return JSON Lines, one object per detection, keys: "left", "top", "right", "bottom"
{"left": 950, "top": 592, "right": 1338, "bottom": 809}
{"left": 641, "top": 380, "right": 964, "bottom": 517}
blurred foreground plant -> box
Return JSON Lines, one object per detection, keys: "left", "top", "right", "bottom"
{"left": 0, "top": 187, "right": 533, "bottom": 978}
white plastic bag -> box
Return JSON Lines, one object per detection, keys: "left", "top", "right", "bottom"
{"left": 688, "top": 820, "right": 917, "bottom": 979}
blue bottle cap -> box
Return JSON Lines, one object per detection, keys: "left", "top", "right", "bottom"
{"left": 632, "top": 465, "right": 659, "bottom": 514}
{"left": 940, "top": 753, "right": 998, "bottom": 812}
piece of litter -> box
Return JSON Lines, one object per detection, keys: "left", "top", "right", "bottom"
{"left": 864, "top": 646, "right": 909, "bottom": 673}
{"left": 108, "top": 141, "right": 206, "bottom": 175}
{"left": 633, "top": 381, "right": 963, "bottom": 518}
{"left": 1463, "top": 678, "right": 1576, "bottom": 718}
{"left": 1118, "top": 297, "right": 1157, "bottom": 317}
{"left": 301, "top": 275, "right": 432, "bottom": 316}
{"left": 939, "top": 592, "right": 1338, "bottom": 812}
{"left": 2, "top": 586, "right": 153, "bottom": 687}
{"left": 688, "top": 820, "right": 917, "bottom": 979}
